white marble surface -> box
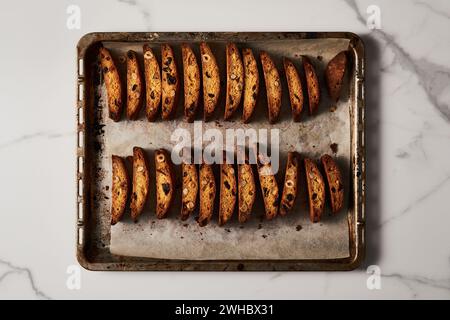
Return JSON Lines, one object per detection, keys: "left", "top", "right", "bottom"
{"left": 0, "top": 0, "right": 449, "bottom": 299}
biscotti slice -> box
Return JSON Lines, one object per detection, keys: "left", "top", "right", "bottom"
{"left": 161, "top": 44, "right": 179, "bottom": 120}
{"left": 260, "top": 51, "right": 282, "bottom": 123}
{"left": 283, "top": 58, "right": 304, "bottom": 122}
{"left": 320, "top": 154, "right": 344, "bottom": 213}
{"left": 99, "top": 47, "right": 123, "bottom": 122}
{"left": 155, "top": 149, "right": 174, "bottom": 218}
{"left": 143, "top": 45, "right": 161, "bottom": 121}
{"left": 130, "top": 147, "right": 149, "bottom": 221}
{"left": 126, "top": 50, "right": 143, "bottom": 120}
{"left": 325, "top": 51, "right": 348, "bottom": 103}
{"left": 256, "top": 152, "right": 279, "bottom": 220}
{"left": 242, "top": 48, "right": 259, "bottom": 123}
{"left": 111, "top": 155, "right": 129, "bottom": 225}
{"left": 304, "top": 158, "right": 325, "bottom": 223}
{"left": 200, "top": 42, "right": 220, "bottom": 121}
{"left": 219, "top": 160, "right": 237, "bottom": 226}
{"left": 279, "top": 152, "right": 299, "bottom": 216}
{"left": 302, "top": 56, "right": 320, "bottom": 115}
{"left": 181, "top": 162, "right": 198, "bottom": 220}
{"left": 198, "top": 163, "right": 216, "bottom": 227}
{"left": 224, "top": 43, "right": 244, "bottom": 120}
{"left": 238, "top": 157, "right": 255, "bottom": 223}
{"left": 182, "top": 44, "right": 201, "bottom": 122}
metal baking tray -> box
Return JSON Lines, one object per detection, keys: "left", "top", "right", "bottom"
{"left": 76, "top": 32, "right": 365, "bottom": 271}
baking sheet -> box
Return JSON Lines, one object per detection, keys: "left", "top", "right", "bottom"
{"left": 97, "top": 38, "right": 351, "bottom": 260}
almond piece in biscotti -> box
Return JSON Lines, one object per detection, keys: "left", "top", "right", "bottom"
{"left": 143, "top": 45, "right": 161, "bottom": 121}
{"left": 126, "top": 50, "right": 143, "bottom": 120}
{"left": 181, "top": 162, "right": 198, "bottom": 221}
{"left": 198, "top": 163, "right": 216, "bottom": 227}
{"left": 200, "top": 42, "right": 220, "bottom": 121}
{"left": 224, "top": 43, "right": 244, "bottom": 121}
{"left": 111, "top": 155, "right": 129, "bottom": 225}
{"left": 304, "top": 158, "right": 325, "bottom": 223}
{"left": 161, "top": 44, "right": 179, "bottom": 120}
{"left": 283, "top": 58, "right": 304, "bottom": 122}
{"left": 182, "top": 44, "right": 201, "bottom": 122}
{"left": 260, "top": 51, "right": 282, "bottom": 123}
{"left": 99, "top": 47, "right": 123, "bottom": 122}
{"left": 130, "top": 147, "right": 149, "bottom": 221}
{"left": 321, "top": 154, "right": 344, "bottom": 214}
{"left": 219, "top": 160, "right": 237, "bottom": 226}
{"left": 279, "top": 152, "right": 300, "bottom": 216}
{"left": 155, "top": 149, "right": 174, "bottom": 218}
{"left": 302, "top": 56, "right": 320, "bottom": 115}
{"left": 242, "top": 48, "right": 259, "bottom": 123}
{"left": 325, "top": 51, "right": 348, "bottom": 103}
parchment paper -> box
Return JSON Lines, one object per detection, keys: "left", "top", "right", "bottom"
{"left": 98, "top": 38, "right": 351, "bottom": 260}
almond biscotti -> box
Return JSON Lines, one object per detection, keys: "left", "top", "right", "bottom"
{"left": 260, "top": 51, "right": 282, "bottom": 123}
{"left": 155, "top": 149, "right": 174, "bottom": 218}
{"left": 219, "top": 160, "right": 237, "bottom": 226}
{"left": 126, "top": 50, "right": 143, "bottom": 120}
{"left": 256, "top": 152, "right": 279, "bottom": 220}
{"left": 302, "top": 56, "right": 320, "bottom": 115}
{"left": 279, "top": 151, "right": 299, "bottom": 216}
{"left": 304, "top": 158, "right": 325, "bottom": 223}
{"left": 238, "top": 156, "right": 255, "bottom": 223}
{"left": 143, "top": 45, "right": 161, "bottom": 121}
{"left": 182, "top": 44, "right": 200, "bottom": 122}
{"left": 321, "top": 154, "right": 344, "bottom": 213}
{"left": 181, "top": 162, "right": 198, "bottom": 221}
{"left": 130, "top": 147, "right": 149, "bottom": 221}
{"left": 99, "top": 47, "right": 123, "bottom": 122}
{"left": 242, "top": 48, "right": 259, "bottom": 123}
{"left": 161, "top": 44, "right": 179, "bottom": 120}
{"left": 224, "top": 43, "right": 244, "bottom": 120}
{"left": 325, "top": 51, "right": 348, "bottom": 103}
{"left": 111, "top": 155, "right": 129, "bottom": 225}
{"left": 200, "top": 42, "right": 220, "bottom": 121}
{"left": 198, "top": 163, "right": 216, "bottom": 227}
{"left": 283, "top": 58, "right": 304, "bottom": 122}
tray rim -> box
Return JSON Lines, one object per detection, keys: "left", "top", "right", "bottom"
{"left": 76, "top": 32, "right": 365, "bottom": 271}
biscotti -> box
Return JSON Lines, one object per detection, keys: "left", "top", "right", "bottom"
{"left": 256, "top": 152, "right": 279, "bottom": 220}
{"left": 198, "top": 163, "right": 216, "bottom": 227}
{"left": 182, "top": 44, "right": 200, "bottom": 122}
{"left": 129, "top": 147, "right": 149, "bottom": 221}
{"left": 302, "top": 56, "right": 320, "bottom": 115}
{"left": 181, "top": 162, "right": 198, "bottom": 220}
{"left": 325, "top": 51, "right": 347, "bottom": 103}
{"left": 200, "top": 42, "right": 220, "bottom": 121}
{"left": 242, "top": 48, "right": 259, "bottom": 123}
{"left": 126, "top": 50, "right": 143, "bottom": 120}
{"left": 161, "top": 44, "right": 179, "bottom": 120}
{"left": 283, "top": 58, "right": 304, "bottom": 122}
{"left": 99, "top": 47, "right": 123, "bottom": 122}
{"left": 304, "top": 158, "right": 325, "bottom": 223}
{"left": 260, "top": 51, "right": 282, "bottom": 123}
{"left": 279, "top": 151, "right": 299, "bottom": 216}
{"left": 111, "top": 155, "right": 129, "bottom": 225}
{"left": 143, "top": 45, "right": 161, "bottom": 121}
{"left": 224, "top": 43, "right": 244, "bottom": 120}
{"left": 219, "top": 160, "right": 237, "bottom": 226}
{"left": 238, "top": 156, "right": 255, "bottom": 223}
{"left": 321, "top": 154, "right": 344, "bottom": 213}
{"left": 155, "top": 149, "right": 174, "bottom": 218}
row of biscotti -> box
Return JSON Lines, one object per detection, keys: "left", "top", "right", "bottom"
{"left": 111, "top": 148, "right": 344, "bottom": 226}
{"left": 99, "top": 44, "right": 348, "bottom": 123}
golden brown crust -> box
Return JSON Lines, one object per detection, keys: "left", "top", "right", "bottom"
{"left": 224, "top": 43, "right": 244, "bottom": 120}
{"left": 320, "top": 154, "right": 344, "bottom": 214}
{"left": 242, "top": 48, "right": 259, "bottom": 123}
{"left": 304, "top": 158, "right": 325, "bottom": 223}
{"left": 130, "top": 147, "right": 149, "bottom": 221}
{"left": 181, "top": 163, "right": 198, "bottom": 220}
{"left": 303, "top": 56, "right": 320, "bottom": 115}
{"left": 260, "top": 51, "right": 282, "bottom": 124}
{"left": 283, "top": 58, "right": 304, "bottom": 122}
{"left": 279, "top": 152, "right": 299, "bottom": 216}
{"left": 181, "top": 44, "right": 201, "bottom": 122}
{"left": 198, "top": 163, "right": 216, "bottom": 227}
{"left": 126, "top": 50, "right": 143, "bottom": 120}
{"left": 219, "top": 161, "right": 237, "bottom": 226}
{"left": 161, "top": 44, "right": 179, "bottom": 120}
{"left": 238, "top": 158, "right": 255, "bottom": 223}
{"left": 155, "top": 149, "right": 174, "bottom": 218}
{"left": 99, "top": 47, "right": 123, "bottom": 122}
{"left": 325, "top": 51, "right": 348, "bottom": 103}
{"left": 143, "top": 45, "right": 161, "bottom": 121}
{"left": 111, "top": 155, "right": 129, "bottom": 225}
{"left": 200, "top": 42, "right": 220, "bottom": 121}
{"left": 256, "top": 152, "right": 279, "bottom": 220}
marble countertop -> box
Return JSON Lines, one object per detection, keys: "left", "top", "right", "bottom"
{"left": 1, "top": 0, "right": 449, "bottom": 299}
